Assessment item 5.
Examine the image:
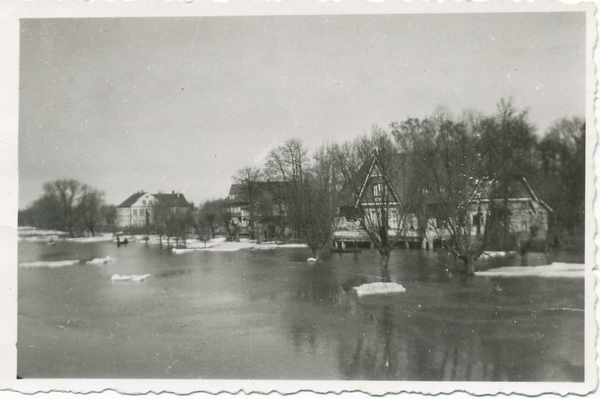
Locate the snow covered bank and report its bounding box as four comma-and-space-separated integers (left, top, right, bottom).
253, 243, 308, 250
354, 282, 406, 296
85, 256, 116, 265
18, 228, 67, 237
476, 263, 585, 278
67, 234, 115, 243
20, 235, 62, 242
172, 240, 308, 254
19, 260, 80, 268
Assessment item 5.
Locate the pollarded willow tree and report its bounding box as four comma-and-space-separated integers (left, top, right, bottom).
395, 108, 495, 275
264, 138, 335, 260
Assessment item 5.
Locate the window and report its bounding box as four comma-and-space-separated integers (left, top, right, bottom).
133, 209, 137, 216
147, 210, 151, 216
149, 200, 153, 205
143, 200, 146, 205
373, 182, 384, 201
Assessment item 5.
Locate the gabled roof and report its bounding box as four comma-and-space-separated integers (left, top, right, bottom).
229, 184, 243, 196
355, 155, 401, 207
153, 193, 190, 207
117, 192, 190, 208
117, 192, 145, 208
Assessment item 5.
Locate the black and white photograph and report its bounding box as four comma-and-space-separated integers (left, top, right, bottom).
1, 0, 597, 396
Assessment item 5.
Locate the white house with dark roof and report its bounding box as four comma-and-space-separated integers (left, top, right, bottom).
116, 191, 191, 228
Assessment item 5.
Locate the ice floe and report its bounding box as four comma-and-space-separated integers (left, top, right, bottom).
479, 251, 518, 259
307, 257, 318, 262
19, 260, 80, 268
110, 274, 151, 281
85, 256, 116, 265
476, 263, 585, 278
353, 282, 406, 296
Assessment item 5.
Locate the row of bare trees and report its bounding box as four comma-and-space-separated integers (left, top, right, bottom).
217, 98, 584, 274
18, 179, 116, 237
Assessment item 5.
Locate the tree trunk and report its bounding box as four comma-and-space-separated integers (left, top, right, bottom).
465, 256, 476, 276
312, 247, 320, 261
379, 251, 391, 268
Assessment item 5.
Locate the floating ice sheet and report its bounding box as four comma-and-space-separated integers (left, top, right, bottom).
19, 260, 80, 268
85, 256, 116, 265
353, 282, 406, 296
110, 274, 151, 281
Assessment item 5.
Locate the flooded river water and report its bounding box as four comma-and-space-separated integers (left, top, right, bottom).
18, 238, 584, 381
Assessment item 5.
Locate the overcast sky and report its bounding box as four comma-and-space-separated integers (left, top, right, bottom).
18, 12, 585, 209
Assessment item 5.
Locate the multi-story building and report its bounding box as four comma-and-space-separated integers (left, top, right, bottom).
116, 191, 191, 228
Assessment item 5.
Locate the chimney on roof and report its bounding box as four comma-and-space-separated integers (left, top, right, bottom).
172, 190, 175, 194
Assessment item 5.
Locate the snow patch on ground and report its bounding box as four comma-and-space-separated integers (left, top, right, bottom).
19, 260, 80, 268
354, 282, 406, 296
85, 256, 116, 265
476, 263, 585, 278
111, 274, 151, 281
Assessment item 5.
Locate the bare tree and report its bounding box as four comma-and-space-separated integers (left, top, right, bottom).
78, 187, 105, 236
195, 200, 219, 247
232, 167, 263, 240
297, 146, 337, 260
410, 108, 494, 275
264, 138, 308, 236
42, 179, 88, 237
215, 199, 240, 241
538, 116, 585, 238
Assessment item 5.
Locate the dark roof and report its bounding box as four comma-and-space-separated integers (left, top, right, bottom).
153, 193, 191, 207
229, 184, 243, 196
117, 192, 190, 208
338, 154, 552, 212
117, 192, 145, 208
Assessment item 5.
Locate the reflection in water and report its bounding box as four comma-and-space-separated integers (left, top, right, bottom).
18, 240, 584, 380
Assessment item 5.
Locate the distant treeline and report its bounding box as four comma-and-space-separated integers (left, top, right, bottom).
18, 179, 117, 238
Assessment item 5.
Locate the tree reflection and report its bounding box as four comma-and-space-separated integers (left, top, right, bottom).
281, 253, 583, 382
